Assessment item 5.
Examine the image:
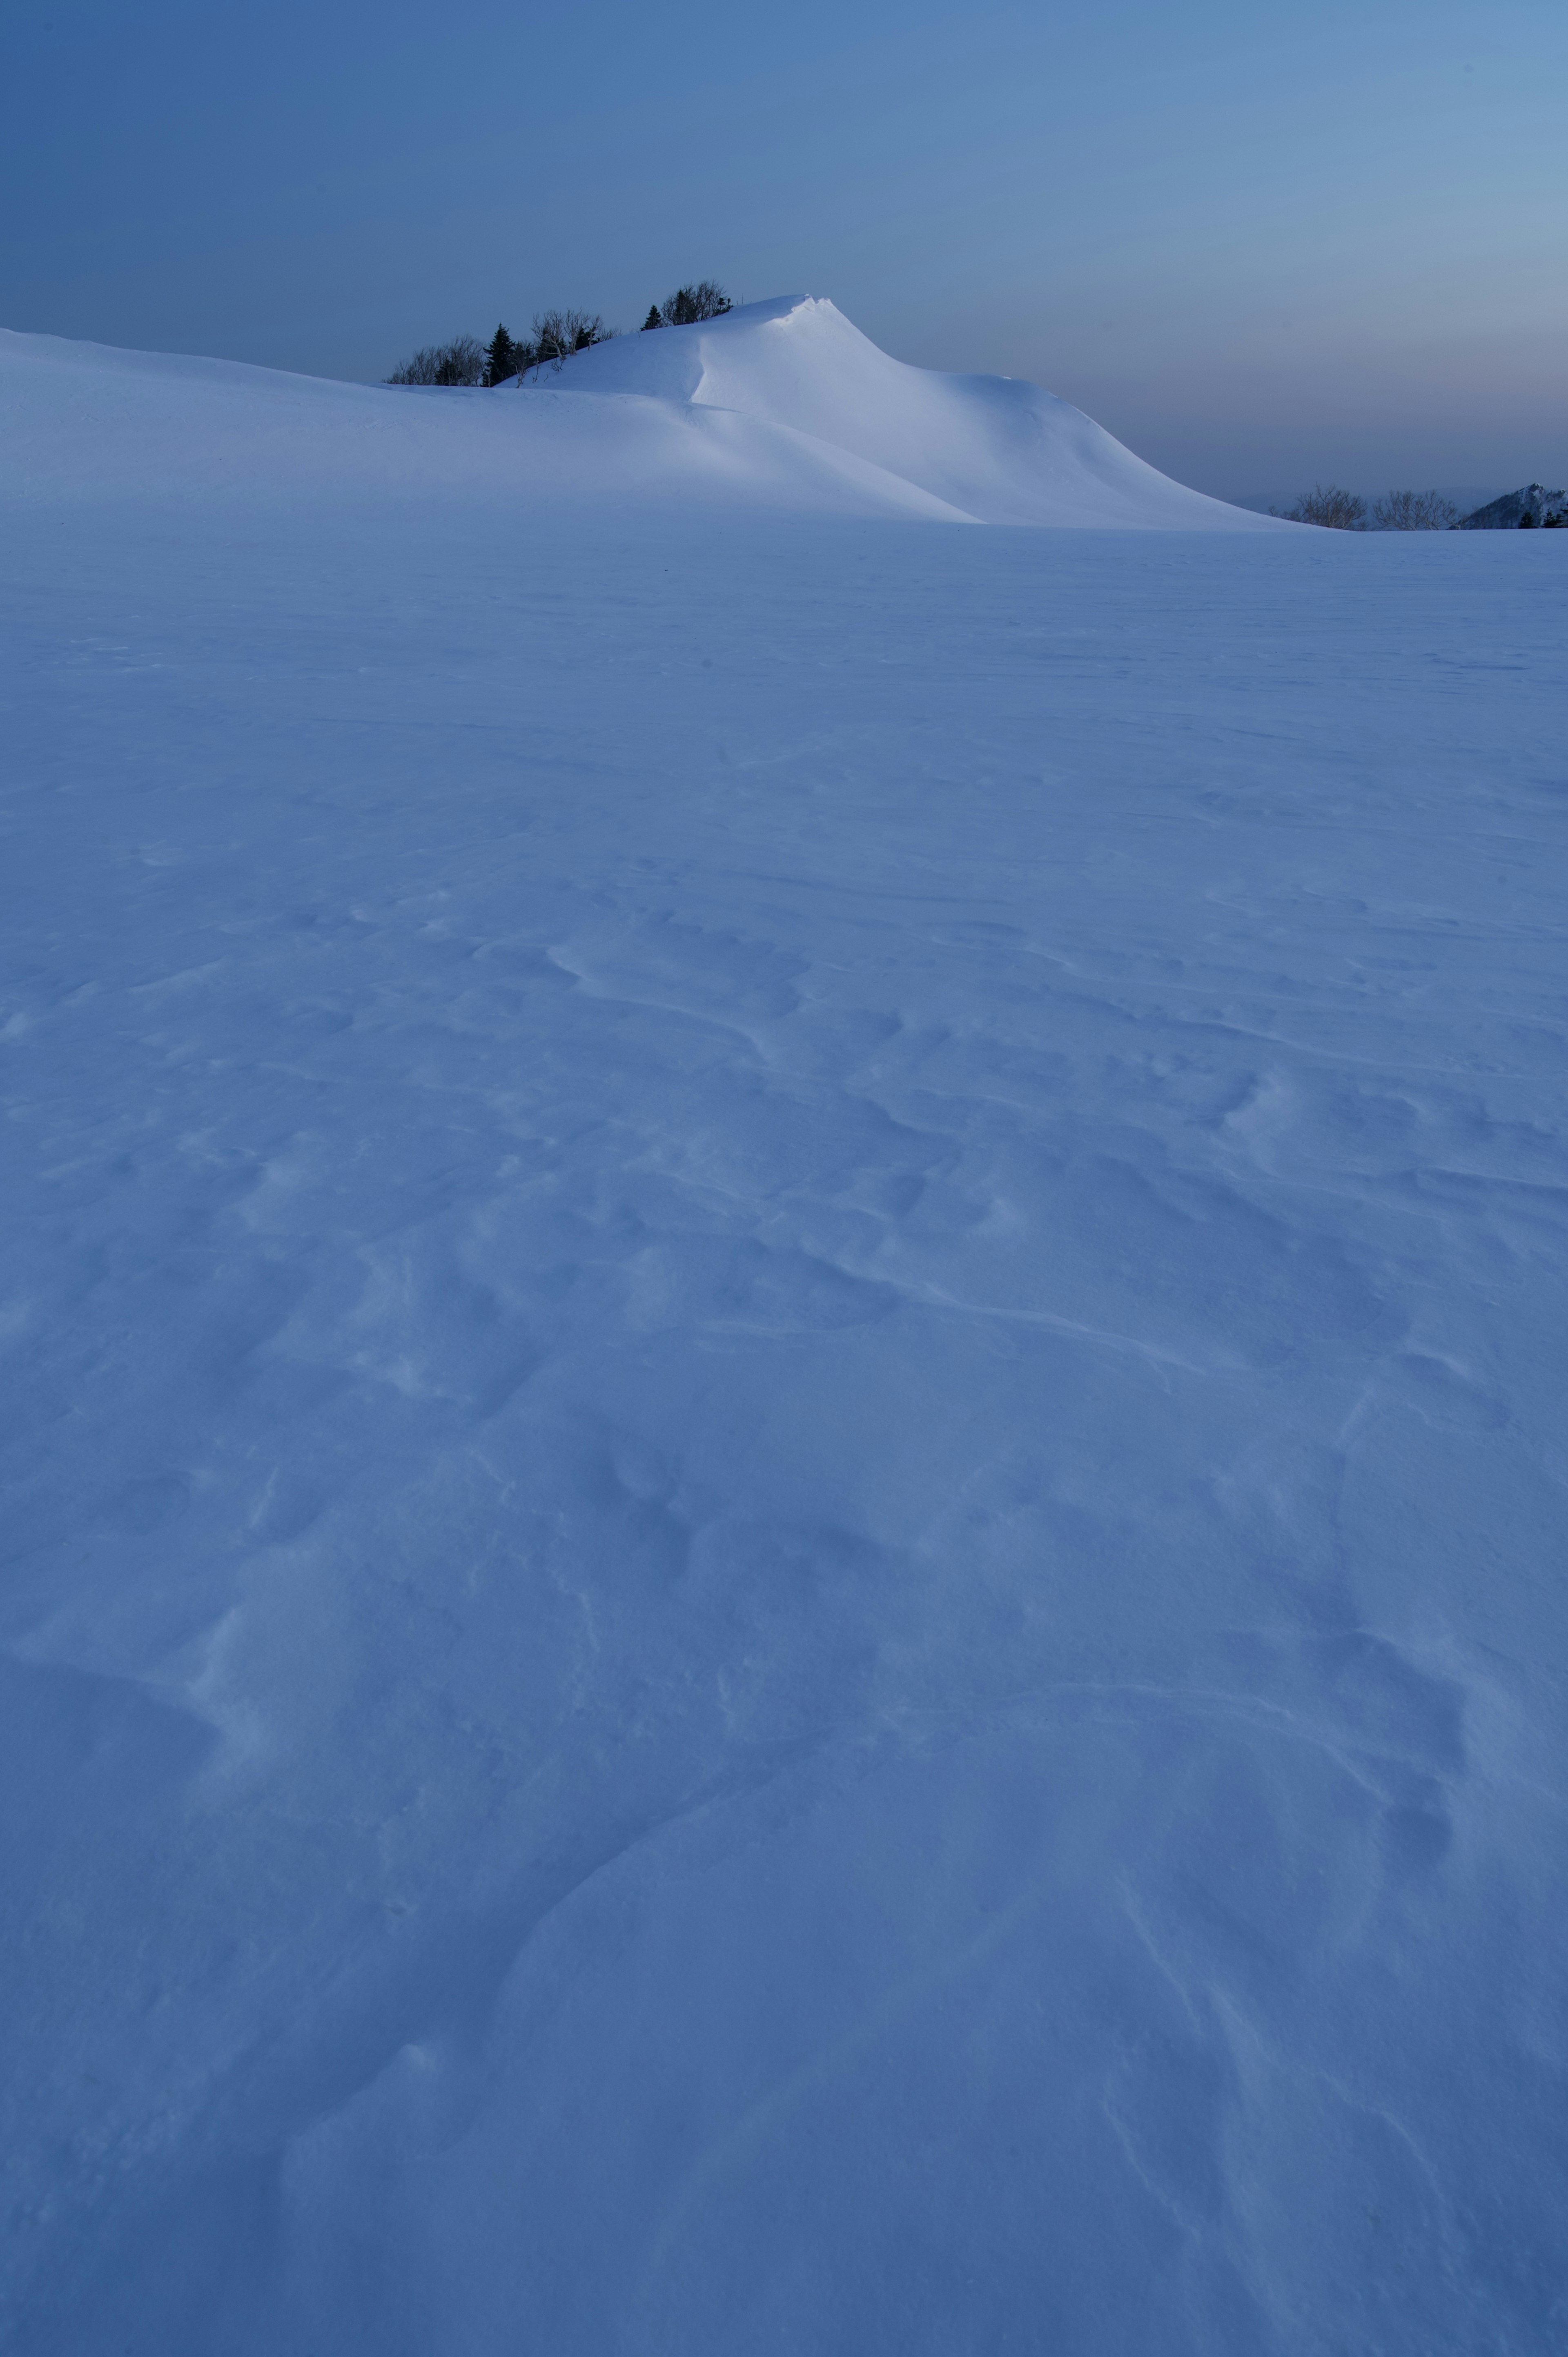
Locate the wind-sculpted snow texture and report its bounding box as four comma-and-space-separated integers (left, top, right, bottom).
1, 321, 1566, 2357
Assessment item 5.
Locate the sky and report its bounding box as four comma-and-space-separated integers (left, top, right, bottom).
2, 0, 1564, 500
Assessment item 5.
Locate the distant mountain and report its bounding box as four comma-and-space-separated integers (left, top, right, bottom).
1454, 483, 1567, 529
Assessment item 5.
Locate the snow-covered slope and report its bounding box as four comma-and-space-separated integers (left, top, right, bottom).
0, 323, 969, 521
0, 300, 1275, 530
1455, 481, 1567, 529
533, 294, 1273, 528
2, 314, 1565, 2356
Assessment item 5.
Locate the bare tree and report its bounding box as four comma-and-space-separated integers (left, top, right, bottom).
652, 282, 733, 327
386, 335, 486, 386
526, 310, 614, 374
1274, 484, 1366, 528
1372, 488, 1460, 531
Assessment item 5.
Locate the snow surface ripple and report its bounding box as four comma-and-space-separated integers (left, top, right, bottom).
0, 319, 1565, 2355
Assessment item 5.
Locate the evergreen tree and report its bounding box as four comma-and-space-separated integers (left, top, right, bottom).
483, 324, 520, 387
641, 305, 664, 331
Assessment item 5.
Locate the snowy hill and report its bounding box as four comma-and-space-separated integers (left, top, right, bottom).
0, 299, 1274, 529
0, 320, 963, 521
1, 303, 1566, 2356
524, 294, 1274, 528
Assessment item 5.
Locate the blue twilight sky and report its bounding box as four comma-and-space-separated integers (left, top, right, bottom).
2, 0, 1563, 499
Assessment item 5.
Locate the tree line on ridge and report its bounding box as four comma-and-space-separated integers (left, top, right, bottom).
387, 283, 733, 388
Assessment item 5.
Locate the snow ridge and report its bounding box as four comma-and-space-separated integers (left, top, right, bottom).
0, 298, 1278, 529
528, 294, 1278, 529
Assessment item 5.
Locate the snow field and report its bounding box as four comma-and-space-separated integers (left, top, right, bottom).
0, 319, 1565, 2353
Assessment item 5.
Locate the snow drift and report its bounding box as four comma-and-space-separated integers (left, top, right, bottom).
0, 297, 1276, 529
0, 321, 963, 522
530, 293, 1275, 528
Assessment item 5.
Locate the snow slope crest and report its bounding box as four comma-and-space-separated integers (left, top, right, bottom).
0, 298, 1278, 528
530, 294, 1278, 530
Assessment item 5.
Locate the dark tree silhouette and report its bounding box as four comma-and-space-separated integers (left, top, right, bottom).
526, 310, 614, 372
1274, 484, 1366, 529
390, 284, 733, 387
483, 325, 523, 386
1371, 489, 1459, 531
386, 335, 486, 386
655, 282, 732, 326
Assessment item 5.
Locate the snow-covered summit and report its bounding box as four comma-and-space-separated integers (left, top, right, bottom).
530, 294, 1275, 530
1455, 481, 1567, 529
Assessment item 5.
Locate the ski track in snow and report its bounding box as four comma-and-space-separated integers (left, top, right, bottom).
2, 321, 1568, 2353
